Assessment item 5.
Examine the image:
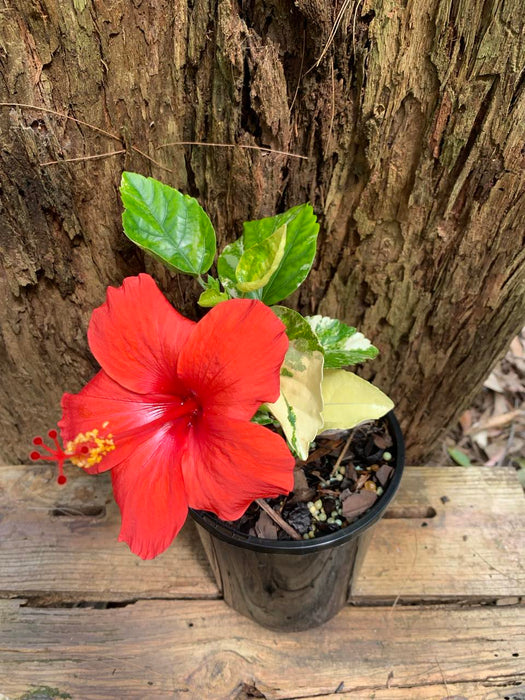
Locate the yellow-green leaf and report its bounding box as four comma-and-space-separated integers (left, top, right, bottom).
267, 343, 324, 460
198, 288, 229, 307
320, 369, 394, 432
235, 224, 287, 292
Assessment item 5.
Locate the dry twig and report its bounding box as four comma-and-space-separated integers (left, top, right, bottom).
255, 498, 302, 540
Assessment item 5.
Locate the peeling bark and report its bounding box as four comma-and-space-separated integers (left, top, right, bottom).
0, 0, 523, 461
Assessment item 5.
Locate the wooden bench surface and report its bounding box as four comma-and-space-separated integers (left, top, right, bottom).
1, 464, 524, 699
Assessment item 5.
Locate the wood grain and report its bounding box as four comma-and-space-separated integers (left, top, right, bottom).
0, 465, 523, 603
1, 0, 524, 465
352, 464, 525, 600
0, 598, 523, 699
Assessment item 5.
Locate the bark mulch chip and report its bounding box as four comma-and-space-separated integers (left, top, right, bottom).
225, 418, 397, 541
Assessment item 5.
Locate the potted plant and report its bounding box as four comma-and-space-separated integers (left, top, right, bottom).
30, 173, 404, 631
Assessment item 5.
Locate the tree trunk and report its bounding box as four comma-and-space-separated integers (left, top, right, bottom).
0, 0, 523, 462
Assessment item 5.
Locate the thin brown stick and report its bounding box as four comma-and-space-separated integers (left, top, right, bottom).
255, 498, 302, 540
1, 102, 173, 172
330, 429, 355, 477
157, 140, 308, 161
129, 145, 173, 173
352, 0, 366, 61
304, 0, 352, 75
327, 56, 336, 152
289, 29, 306, 114
0, 102, 122, 142
40, 149, 126, 166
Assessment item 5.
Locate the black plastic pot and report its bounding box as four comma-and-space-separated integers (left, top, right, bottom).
191, 411, 405, 631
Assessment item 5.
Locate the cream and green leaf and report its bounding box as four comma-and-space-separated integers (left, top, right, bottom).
306, 315, 378, 368
320, 369, 394, 431
267, 343, 324, 460
242, 204, 319, 305
217, 238, 244, 297
267, 306, 324, 459
235, 224, 287, 292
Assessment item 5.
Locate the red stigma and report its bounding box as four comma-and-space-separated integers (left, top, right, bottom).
30, 427, 69, 486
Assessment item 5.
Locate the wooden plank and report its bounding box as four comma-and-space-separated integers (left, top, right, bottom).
353, 465, 525, 600
0, 464, 217, 602
0, 598, 523, 699
0, 464, 523, 602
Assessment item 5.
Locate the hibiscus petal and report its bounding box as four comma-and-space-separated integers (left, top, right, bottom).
111, 423, 188, 559
182, 414, 295, 521
88, 274, 195, 395
59, 370, 179, 473
178, 299, 288, 420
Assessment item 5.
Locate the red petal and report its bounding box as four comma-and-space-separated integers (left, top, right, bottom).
111, 423, 188, 559
59, 370, 180, 473
88, 274, 195, 395
178, 299, 288, 420
182, 413, 295, 521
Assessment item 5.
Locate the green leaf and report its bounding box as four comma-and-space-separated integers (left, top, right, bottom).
198, 288, 229, 307
272, 306, 323, 354
217, 238, 244, 297
320, 369, 394, 432
120, 172, 216, 275
447, 447, 472, 467
235, 224, 287, 292
242, 203, 319, 305
306, 315, 379, 368
205, 275, 221, 292
251, 407, 277, 426
267, 343, 324, 460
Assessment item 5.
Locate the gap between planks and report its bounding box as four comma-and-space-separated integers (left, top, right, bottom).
0, 465, 524, 603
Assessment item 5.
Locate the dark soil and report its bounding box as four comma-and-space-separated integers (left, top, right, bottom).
225, 418, 397, 540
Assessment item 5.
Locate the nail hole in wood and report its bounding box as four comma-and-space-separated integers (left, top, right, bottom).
50, 505, 106, 518
384, 506, 437, 519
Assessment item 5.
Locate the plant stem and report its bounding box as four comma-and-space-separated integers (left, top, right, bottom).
196, 274, 207, 289
255, 498, 302, 540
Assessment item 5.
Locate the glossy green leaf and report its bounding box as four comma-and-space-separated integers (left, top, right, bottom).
447, 447, 472, 467
272, 306, 323, 354
242, 203, 319, 305
198, 288, 229, 307
320, 369, 394, 432
306, 315, 379, 368
217, 238, 244, 297
236, 224, 287, 292
267, 343, 324, 460
120, 172, 216, 275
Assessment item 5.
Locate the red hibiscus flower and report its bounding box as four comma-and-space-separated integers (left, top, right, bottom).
32, 274, 294, 559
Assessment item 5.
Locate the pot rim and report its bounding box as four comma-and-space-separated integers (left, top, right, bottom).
190, 410, 405, 554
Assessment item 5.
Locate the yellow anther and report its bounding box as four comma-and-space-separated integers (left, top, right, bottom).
66, 428, 116, 469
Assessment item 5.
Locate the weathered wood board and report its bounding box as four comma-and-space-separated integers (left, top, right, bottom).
0, 465, 523, 602
0, 598, 523, 699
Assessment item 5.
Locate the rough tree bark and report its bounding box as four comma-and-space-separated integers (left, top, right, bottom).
0, 0, 523, 462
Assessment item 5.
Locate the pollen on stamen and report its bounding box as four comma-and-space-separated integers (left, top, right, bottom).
29, 424, 116, 484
